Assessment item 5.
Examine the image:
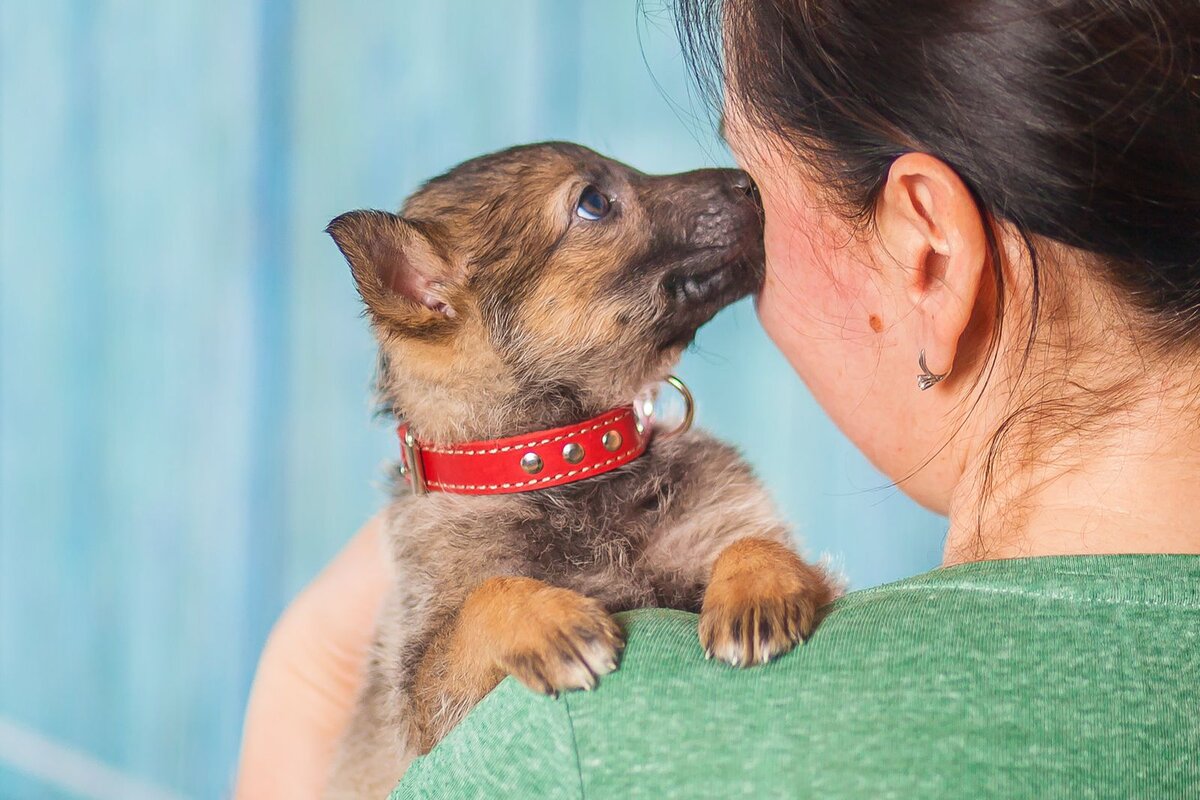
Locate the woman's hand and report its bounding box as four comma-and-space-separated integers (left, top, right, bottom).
234, 514, 391, 799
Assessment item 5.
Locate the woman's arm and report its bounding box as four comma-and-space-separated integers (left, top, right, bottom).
234, 515, 390, 799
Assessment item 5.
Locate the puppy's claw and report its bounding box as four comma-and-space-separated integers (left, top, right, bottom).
698, 538, 833, 668
701, 592, 813, 667
500, 589, 623, 695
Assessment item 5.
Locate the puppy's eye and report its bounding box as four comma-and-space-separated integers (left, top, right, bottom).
575, 186, 611, 221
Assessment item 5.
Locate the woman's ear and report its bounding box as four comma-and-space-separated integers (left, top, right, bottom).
874, 153, 989, 382
326, 210, 463, 327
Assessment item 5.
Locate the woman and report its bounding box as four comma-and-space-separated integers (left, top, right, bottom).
236, 0, 1200, 796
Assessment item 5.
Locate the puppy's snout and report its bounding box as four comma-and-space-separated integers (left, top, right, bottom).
730, 170, 753, 196
715, 170, 762, 226
664, 169, 763, 250
732, 171, 762, 211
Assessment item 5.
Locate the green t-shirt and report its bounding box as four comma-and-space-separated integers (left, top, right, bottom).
392, 555, 1200, 799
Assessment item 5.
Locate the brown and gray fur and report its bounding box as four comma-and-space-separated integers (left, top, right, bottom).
322, 142, 837, 798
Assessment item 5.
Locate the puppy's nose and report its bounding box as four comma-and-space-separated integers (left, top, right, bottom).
731, 170, 762, 209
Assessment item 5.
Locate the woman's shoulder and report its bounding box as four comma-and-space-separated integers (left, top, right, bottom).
394, 555, 1200, 799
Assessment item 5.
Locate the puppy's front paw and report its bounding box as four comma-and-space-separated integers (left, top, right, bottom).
498, 586, 623, 696
699, 537, 834, 667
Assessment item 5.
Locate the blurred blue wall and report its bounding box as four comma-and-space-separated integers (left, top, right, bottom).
0, 2, 945, 797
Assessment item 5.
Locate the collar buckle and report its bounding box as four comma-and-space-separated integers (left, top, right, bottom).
400, 427, 428, 495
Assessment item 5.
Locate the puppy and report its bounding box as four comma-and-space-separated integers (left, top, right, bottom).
323, 142, 837, 798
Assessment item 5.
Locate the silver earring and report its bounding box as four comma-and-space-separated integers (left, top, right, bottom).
917, 349, 950, 391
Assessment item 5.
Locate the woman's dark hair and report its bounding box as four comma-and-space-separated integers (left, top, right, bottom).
674, 0, 1200, 341
673, 0, 1199, 536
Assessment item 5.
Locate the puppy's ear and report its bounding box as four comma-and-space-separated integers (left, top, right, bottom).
326, 210, 462, 326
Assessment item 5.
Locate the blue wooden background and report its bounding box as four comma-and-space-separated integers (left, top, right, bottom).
0, 2, 945, 797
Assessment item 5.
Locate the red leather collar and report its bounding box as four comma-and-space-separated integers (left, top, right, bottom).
397, 406, 651, 496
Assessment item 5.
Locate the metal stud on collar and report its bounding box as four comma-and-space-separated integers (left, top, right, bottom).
520, 452, 544, 474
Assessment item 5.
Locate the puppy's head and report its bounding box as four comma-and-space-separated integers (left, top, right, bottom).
328, 142, 763, 440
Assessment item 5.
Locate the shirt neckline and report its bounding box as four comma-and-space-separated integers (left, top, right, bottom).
839, 553, 1200, 610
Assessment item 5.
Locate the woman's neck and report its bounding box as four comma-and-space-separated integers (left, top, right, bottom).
943, 379, 1200, 565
